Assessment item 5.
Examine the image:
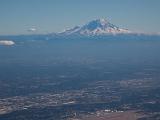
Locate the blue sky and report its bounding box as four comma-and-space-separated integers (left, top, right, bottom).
0, 0, 160, 35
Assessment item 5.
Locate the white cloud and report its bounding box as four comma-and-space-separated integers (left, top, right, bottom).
0, 40, 15, 46
27, 27, 37, 32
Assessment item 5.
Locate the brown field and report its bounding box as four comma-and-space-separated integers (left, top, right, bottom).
78, 111, 143, 120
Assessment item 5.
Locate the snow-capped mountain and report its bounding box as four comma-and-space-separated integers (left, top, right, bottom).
60, 19, 131, 36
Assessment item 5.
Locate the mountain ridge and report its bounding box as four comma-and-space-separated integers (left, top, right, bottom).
60, 18, 131, 36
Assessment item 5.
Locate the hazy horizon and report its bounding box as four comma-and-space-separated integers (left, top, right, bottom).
0, 0, 160, 35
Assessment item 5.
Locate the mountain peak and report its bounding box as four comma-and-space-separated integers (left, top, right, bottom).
60, 18, 131, 36
92, 18, 109, 24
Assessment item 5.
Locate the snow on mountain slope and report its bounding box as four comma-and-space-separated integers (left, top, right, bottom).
60, 19, 131, 35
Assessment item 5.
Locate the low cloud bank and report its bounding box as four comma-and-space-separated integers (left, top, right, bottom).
0, 40, 15, 46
